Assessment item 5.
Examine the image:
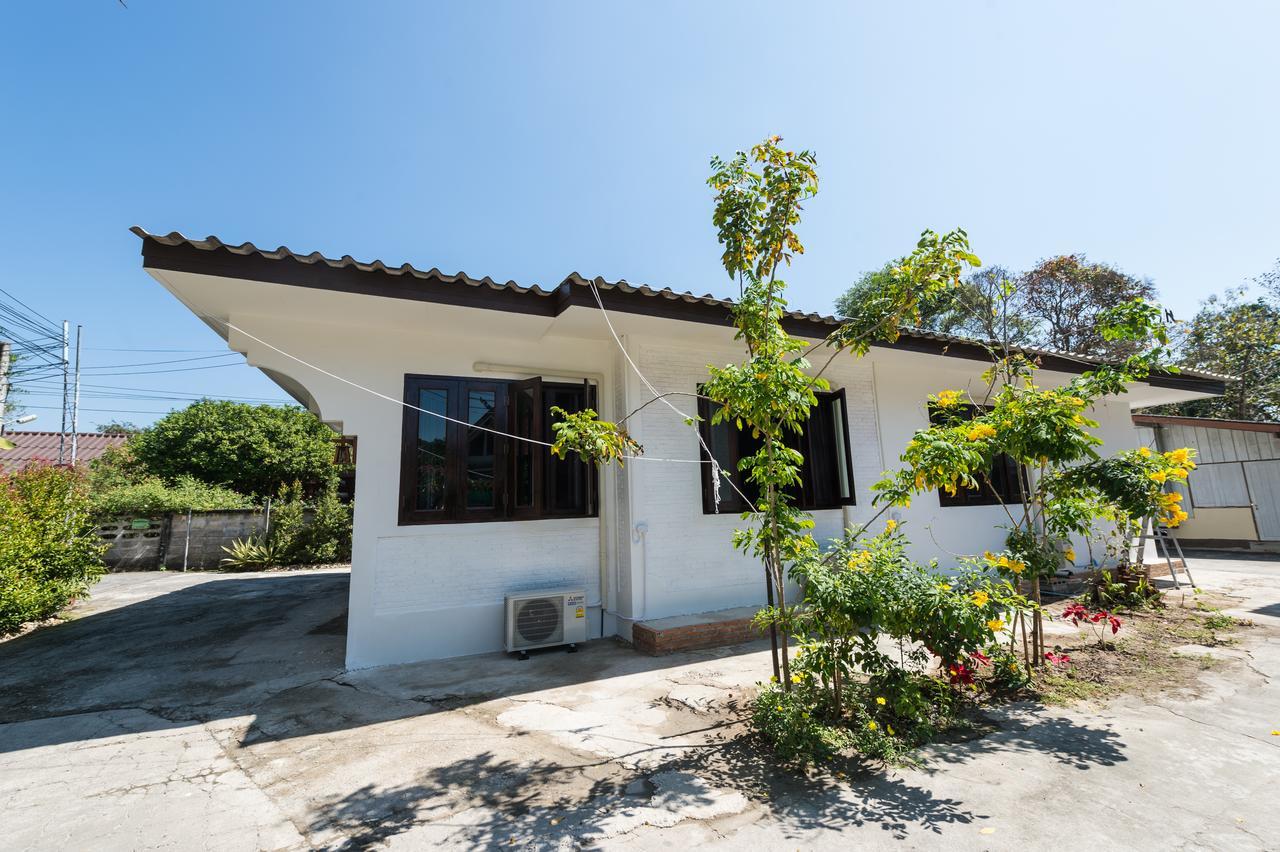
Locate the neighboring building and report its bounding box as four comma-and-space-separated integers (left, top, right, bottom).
134, 228, 1227, 669
0, 431, 127, 474
1134, 414, 1280, 552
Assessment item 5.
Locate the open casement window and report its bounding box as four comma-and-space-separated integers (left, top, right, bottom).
928, 403, 1027, 507
697, 388, 856, 514
399, 375, 596, 524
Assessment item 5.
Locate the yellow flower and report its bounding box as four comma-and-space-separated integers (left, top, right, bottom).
1167, 447, 1192, 466
1009, 560, 1026, 575
1064, 548, 1076, 562
867, 721, 877, 731
885, 519, 897, 533
972, 590, 990, 607
1272, 730, 1280, 736
935, 390, 962, 408
1009, 661, 1020, 672
791, 674, 802, 684
987, 618, 1006, 632
1170, 468, 1188, 479
875, 696, 886, 706
1138, 446, 1152, 457
1149, 470, 1168, 484
770, 676, 778, 683
1072, 414, 1085, 425
966, 423, 997, 441
886, 724, 895, 736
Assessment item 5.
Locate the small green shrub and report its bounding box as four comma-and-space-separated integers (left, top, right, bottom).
0, 463, 106, 634
752, 681, 852, 764
90, 474, 253, 517
219, 537, 286, 571
265, 480, 352, 565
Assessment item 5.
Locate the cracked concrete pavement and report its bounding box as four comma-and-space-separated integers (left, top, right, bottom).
1, 556, 1278, 850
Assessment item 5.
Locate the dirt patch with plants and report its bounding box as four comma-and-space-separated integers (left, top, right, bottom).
1029, 588, 1258, 707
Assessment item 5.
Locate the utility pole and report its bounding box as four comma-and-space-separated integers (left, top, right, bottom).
58, 320, 70, 464
70, 325, 83, 464
0, 340, 11, 436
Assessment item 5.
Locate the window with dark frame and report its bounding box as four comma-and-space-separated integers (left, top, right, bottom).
399, 375, 597, 524
927, 403, 1026, 507
696, 389, 856, 514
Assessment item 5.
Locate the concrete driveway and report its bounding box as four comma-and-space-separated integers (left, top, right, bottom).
2, 558, 1279, 851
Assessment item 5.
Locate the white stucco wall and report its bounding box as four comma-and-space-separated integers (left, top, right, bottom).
227, 310, 614, 668
153, 267, 1189, 668
865, 350, 1141, 569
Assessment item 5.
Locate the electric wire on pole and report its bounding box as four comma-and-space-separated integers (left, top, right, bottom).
58, 321, 69, 464
71, 324, 83, 464
0, 339, 11, 434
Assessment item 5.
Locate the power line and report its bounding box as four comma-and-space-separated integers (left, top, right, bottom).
0, 287, 59, 331
78, 352, 243, 370
82, 347, 228, 353
74, 362, 250, 378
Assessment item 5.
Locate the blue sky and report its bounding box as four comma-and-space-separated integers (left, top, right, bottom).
2, 1, 1277, 428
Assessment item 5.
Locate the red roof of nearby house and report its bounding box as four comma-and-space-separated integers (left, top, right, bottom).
0, 431, 127, 473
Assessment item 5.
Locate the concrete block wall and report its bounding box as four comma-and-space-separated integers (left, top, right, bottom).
98, 510, 270, 571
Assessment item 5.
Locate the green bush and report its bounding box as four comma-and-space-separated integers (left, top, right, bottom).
129, 400, 339, 497
265, 480, 352, 566
0, 463, 106, 634
89, 474, 254, 517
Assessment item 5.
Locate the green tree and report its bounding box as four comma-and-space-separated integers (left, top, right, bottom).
1163, 288, 1280, 420
554, 136, 979, 686
129, 400, 338, 497
1018, 254, 1157, 356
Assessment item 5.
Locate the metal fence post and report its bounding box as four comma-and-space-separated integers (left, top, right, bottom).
182, 508, 193, 572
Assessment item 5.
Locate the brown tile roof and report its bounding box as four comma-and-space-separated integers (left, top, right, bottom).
132, 227, 1230, 394
0, 431, 126, 473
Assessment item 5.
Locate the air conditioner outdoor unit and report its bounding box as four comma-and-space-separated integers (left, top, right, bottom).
505, 589, 588, 656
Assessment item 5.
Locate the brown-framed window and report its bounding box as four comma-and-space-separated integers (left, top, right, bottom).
928, 403, 1026, 507
399, 375, 597, 524
697, 389, 856, 514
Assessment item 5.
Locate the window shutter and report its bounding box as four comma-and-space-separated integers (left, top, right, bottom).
508, 377, 544, 520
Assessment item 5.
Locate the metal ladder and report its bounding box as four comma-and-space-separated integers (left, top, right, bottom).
1134, 515, 1195, 589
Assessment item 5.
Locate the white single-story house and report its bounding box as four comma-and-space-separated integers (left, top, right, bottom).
133, 228, 1226, 669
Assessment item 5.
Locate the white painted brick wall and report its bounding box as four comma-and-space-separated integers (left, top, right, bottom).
372, 519, 599, 614
626, 341, 884, 619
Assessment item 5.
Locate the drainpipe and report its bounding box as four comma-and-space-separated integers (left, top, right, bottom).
472, 362, 611, 621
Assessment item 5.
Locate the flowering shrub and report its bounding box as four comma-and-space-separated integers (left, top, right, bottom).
1, 463, 106, 634
1061, 603, 1123, 646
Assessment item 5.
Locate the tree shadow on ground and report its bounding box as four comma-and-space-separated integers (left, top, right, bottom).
305, 697, 1128, 850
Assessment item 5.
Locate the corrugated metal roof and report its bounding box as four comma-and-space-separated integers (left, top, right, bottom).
132, 227, 1231, 383
0, 432, 127, 473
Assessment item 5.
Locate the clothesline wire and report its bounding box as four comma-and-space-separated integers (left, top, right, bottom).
206, 316, 714, 466
585, 280, 756, 512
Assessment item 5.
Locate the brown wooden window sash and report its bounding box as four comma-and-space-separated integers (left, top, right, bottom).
927, 402, 1027, 507
697, 388, 857, 514
399, 374, 597, 525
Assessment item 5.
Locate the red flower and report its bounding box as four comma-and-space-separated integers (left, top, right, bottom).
971, 651, 991, 666
1044, 651, 1071, 667
945, 661, 975, 686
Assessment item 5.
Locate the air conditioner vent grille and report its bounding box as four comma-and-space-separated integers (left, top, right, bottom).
515, 597, 563, 646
